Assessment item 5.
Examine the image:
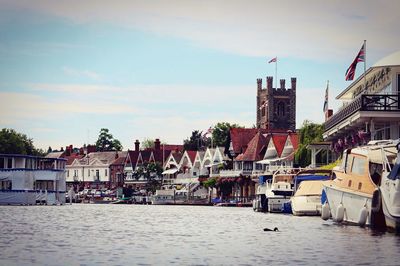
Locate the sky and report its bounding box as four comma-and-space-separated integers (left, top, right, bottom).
0, 0, 399, 151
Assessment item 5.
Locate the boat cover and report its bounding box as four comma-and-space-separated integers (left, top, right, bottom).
294, 181, 324, 197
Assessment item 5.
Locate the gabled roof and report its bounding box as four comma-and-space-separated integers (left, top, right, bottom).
271, 134, 288, 157
110, 155, 126, 166
163, 144, 184, 152
172, 152, 183, 164
236, 132, 269, 161
140, 150, 152, 162
186, 150, 197, 163
64, 153, 84, 165
152, 149, 172, 165
230, 128, 260, 155
126, 151, 140, 167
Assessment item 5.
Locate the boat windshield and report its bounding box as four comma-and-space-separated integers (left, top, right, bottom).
388, 153, 400, 180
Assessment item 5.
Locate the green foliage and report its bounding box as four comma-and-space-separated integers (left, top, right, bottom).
95, 128, 123, 151
141, 138, 155, 149
0, 128, 44, 156
133, 162, 163, 192
184, 130, 204, 150
203, 177, 217, 188
295, 120, 324, 167
319, 159, 341, 170
211, 122, 243, 147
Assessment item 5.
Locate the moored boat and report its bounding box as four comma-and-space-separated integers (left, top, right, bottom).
378, 140, 400, 232
291, 169, 331, 216
321, 140, 398, 227
0, 154, 66, 205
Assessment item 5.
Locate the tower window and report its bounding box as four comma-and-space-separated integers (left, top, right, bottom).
278, 102, 285, 116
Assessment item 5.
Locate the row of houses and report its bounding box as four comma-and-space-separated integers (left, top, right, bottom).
47, 129, 298, 199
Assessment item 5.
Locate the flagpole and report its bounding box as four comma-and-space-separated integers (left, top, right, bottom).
275, 57, 278, 89
363, 40, 367, 92
327, 80, 329, 110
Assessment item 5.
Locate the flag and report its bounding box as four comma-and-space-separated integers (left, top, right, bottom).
345, 43, 365, 81
268, 57, 277, 63
323, 82, 329, 112
202, 127, 213, 137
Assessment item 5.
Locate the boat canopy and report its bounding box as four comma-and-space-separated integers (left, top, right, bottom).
294, 180, 325, 197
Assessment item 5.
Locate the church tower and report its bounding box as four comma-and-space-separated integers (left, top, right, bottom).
256, 76, 296, 131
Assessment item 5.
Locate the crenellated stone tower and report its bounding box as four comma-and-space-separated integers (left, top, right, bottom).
256, 76, 296, 131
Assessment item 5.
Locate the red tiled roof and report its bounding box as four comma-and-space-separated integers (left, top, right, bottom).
153, 149, 172, 164
271, 134, 288, 157
110, 155, 126, 166
186, 150, 197, 164
163, 144, 184, 152
64, 153, 84, 165
127, 151, 140, 166
140, 150, 152, 162
236, 132, 269, 161
230, 128, 260, 155
288, 132, 299, 150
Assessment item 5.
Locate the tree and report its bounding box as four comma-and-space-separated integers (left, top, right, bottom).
141, 138, 155, 149
183, 130, 205, 151
95, 128, 123, 151
133, 162, 163, 193
295, 120, 325, 167
211, 122, 242, 147
0, 128, 44, 156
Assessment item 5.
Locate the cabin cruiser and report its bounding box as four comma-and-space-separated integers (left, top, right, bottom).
151, 181, 208, 205
321, 140, 398, 227
378, 140, 400, 232
0, 154, 66, 205
264, 168, 301, 213
291, 169, 331, 216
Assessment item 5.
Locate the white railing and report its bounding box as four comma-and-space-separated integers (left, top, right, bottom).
218, 170, 242, 177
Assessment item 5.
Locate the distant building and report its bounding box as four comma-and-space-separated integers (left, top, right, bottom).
256, 76, 296, 131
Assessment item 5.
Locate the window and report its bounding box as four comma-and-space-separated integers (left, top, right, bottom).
74, 170, 78, 177
0, 158, 4, 169
105, 169, 107, 176
351, 156, 366, 175
96, 170, 100, 181
7, 158, 12, 169
67, 170, 69, 177
277, 102, 285, 116
0, 180, 11, 190
88, 169, 90, 177
345, 155, 353, 173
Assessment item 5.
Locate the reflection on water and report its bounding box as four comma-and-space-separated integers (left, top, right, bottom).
0, 204, 399, 265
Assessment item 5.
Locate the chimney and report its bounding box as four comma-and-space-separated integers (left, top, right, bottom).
135, 140, 140, 151
280, 79, 285, 89
267, 76, 273, 90
115, 151, 119, 159
291, 77, 297, 90
154, 139, 161, 150
257, 78, 262, 90
79, 147, 84, 155
65, 145, 71, 156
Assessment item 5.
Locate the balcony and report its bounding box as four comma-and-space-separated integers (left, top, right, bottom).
325, 94, 400, 131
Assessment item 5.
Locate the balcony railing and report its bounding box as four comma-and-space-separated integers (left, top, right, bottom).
325, 94, 400, 131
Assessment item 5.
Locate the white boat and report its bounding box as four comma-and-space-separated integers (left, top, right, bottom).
253, 174, 272, 212
151, 181, 208, 205
291, 169, 331, 216
265, 169, 299, 213
377, 140, 400, 232
321, 140, 397, 227
292, 181, 326, 216
0, 154, 66, 205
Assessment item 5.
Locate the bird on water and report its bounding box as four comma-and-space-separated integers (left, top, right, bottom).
263, 227, 279, 231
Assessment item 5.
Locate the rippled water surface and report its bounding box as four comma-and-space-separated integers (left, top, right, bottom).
0, 204, 399, 265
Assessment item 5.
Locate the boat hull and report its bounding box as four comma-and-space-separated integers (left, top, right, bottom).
268, 196, 291, 213
323, 184, 372, 225
291, 195, 322, 216
380, 179, 400, 232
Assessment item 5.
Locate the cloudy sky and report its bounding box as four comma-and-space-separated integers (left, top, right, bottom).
0, 0, 399, 150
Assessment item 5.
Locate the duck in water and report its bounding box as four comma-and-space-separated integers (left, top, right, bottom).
263, 227, 279, 232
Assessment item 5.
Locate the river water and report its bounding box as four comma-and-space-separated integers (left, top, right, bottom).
0, 204, 399, 265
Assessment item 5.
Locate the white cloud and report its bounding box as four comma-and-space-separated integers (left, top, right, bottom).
62, 67, 102, 81
2, 1, 399, 61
